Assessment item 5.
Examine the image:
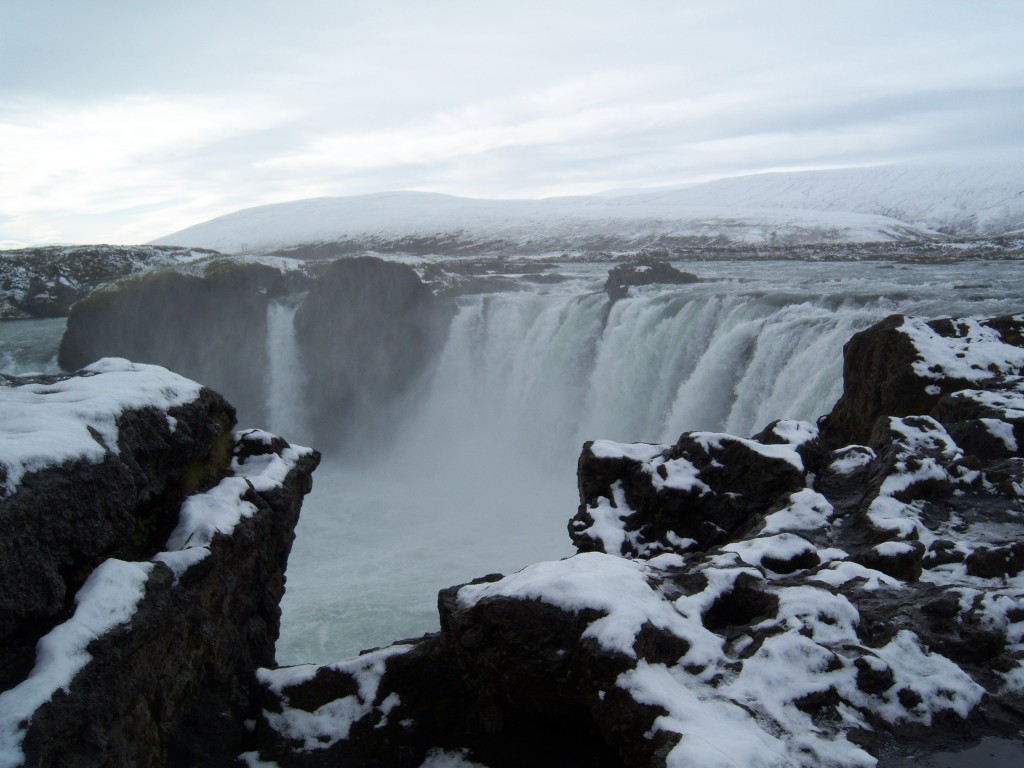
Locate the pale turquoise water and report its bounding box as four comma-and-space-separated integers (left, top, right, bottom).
0, 317, 64, 375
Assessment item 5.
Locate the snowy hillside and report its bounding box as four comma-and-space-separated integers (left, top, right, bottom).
152, 164, 1024, 256
0, 244, 217, 319
610, 164, 1024, 237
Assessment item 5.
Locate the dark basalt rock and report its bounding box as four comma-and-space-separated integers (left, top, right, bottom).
604, 259, 698, 301
571, 429, 807, 557
252, 577, 675, 768
965, 543, 1024, 578
293, 256, 455, 452
0, 379, 236, 690
820, 313, 1024, 448
856, 541, 926, 582
57, 255, 456, 453
59, 260, 308, 426
0, 367, 320, 768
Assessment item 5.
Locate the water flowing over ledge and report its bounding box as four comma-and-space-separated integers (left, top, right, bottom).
253, 309, 1024, 768
277, 258, 1024, 663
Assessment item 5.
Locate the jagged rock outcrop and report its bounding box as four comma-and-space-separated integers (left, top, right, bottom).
293, 257, 455, 452
0, 360, 320, 768
0, 362, 236, 689
571, 422, 814, 557
58, 258, 312, 427
604, 259, 699, 301
819, 313, 1024, 448
0, 245, 220, 319
245, 311, 1023, 768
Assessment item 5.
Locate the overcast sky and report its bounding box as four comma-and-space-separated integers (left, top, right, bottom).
2, 0, 1023, 247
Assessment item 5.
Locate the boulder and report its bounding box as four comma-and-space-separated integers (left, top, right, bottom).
571, 426, 809, 557
604, 259, 698, 301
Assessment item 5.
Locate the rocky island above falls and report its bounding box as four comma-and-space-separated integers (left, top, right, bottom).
1, 309, 1022, 768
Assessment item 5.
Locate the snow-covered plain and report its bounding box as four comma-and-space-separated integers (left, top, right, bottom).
152, 163, 1024, 255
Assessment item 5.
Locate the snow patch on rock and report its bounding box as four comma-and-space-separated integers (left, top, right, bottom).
0, 358, 203, 495
0, 559, 153, 768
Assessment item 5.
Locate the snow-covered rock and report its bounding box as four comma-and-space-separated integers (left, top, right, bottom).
604, 258, 699, 302
244, 311, 1023, 768
0, 244, 219, 319
821, 312, 1024, 448
0, 363, 320, 767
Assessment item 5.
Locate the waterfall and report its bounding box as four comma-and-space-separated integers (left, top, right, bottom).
265, 296, 310, 442
395, 290, 880, 463
278, 259, 1024, 664
278, 289, 882, 662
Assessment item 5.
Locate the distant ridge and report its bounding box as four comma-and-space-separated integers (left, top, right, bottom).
152, 164, 1024, 256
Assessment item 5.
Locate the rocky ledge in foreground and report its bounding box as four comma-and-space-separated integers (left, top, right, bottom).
247, 312, 1023, 768
0, 359, 320, 767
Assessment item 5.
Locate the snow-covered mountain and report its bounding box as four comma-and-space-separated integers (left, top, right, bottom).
152, 164, 1024, 256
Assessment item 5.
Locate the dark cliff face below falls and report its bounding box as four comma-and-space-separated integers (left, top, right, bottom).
247, 312, 1024, 768
57, 255, 456, 454
0, 360, 320, 768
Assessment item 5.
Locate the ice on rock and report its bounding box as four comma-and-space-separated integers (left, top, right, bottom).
589, 439, 668, 462
810, 561, 902, 590
723, 533, 818, 571
458, 552, 695, 658
155, 430, 316, 580
691, 431, 805, 472
761, 489, 835, 534
645, 456, 710, 494
829, 446, 876, 475
580, 482, 632, 555
980, 417, 1019, 451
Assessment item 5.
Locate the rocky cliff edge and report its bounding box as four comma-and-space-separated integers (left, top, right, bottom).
0, 359, 320, 767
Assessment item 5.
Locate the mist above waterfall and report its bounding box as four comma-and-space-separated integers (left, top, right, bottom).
275, 257, 1024, 662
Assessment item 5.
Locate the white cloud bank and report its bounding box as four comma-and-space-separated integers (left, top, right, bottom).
2, 0, 1023, 246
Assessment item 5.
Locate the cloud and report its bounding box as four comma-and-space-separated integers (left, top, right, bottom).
2, 0, 1024, 244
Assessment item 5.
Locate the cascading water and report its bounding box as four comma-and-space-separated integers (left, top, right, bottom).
0, 318, 65, 376
271, 259, 1024, 664
264, 295, 311, 443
